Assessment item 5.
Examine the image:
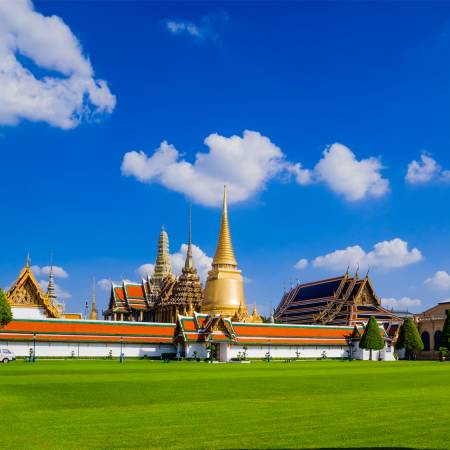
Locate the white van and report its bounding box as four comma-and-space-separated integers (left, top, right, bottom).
0, 348, 16, 363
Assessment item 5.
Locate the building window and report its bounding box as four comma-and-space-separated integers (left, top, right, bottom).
421, 331, 430, 351
434, 330, 442, 351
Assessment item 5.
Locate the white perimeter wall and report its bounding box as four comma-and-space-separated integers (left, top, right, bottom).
1, 340, 177, 358
1, 339, 394, 361
227, 344, 349, 361
352, 342, 395, 361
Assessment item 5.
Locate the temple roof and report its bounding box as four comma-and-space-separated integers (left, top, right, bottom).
176, 313, 354, 345
275, 272, 401, 331
290, 276, 345, 302
7, 263, 61, 318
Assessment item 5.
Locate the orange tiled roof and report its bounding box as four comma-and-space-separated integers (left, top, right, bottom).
1, 319, 175, 344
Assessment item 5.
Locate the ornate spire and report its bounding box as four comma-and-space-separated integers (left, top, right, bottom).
171, 207, 203, 311
89, 277, 98, 320
47, 264, 57, 306
250, 302, 263, 323
152, 225, 172, 287
212, 186, 237, 267
184, 206, 194, 270
26, 253, 31, 268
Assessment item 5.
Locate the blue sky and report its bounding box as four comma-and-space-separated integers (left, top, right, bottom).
1, 0, 450, 315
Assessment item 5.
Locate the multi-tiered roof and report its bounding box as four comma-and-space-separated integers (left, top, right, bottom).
105, 216, 203, 322
274, 271, 401, 337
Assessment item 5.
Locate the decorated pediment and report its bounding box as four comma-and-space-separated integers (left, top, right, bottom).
211, 317, 230, 334
7, 265, 61, 318
354, 278, 380, 306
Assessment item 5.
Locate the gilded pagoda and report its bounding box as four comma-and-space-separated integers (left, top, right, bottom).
104, 215, 203, 323
104, 187, 262, 324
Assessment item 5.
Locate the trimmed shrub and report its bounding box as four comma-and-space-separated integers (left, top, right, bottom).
360, 316, 384, 360
395, 318, 423, 360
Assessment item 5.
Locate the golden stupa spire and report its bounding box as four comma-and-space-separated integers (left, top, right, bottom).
89, 277, 98, 320
184, 205, 194, 270
212, 186, 237, 267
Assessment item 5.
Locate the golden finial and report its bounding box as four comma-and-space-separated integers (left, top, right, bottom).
212, 185, 237, 267
184, 205, 194, 270
89, 277, 98, 320
25, 253, 31, 268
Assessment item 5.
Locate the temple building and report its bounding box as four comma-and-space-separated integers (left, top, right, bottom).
6, 258, 82, 320
103, 216, 203, 323
103, 187, 262, 324
274, 271, 402, 338
1, 189, 396, 361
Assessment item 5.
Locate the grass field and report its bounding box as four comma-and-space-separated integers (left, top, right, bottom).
1, 360, 449, 449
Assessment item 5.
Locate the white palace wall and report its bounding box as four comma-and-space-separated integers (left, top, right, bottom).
226, 344, 350, 360
1, 340, 176, 359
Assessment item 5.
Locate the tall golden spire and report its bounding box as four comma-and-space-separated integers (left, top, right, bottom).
212, 186, 237, 267
202, 186, 246, 318
89, 277, 98, 320
185, 205, 194, 270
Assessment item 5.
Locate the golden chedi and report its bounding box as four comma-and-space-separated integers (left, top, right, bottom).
202, 186, 247, 317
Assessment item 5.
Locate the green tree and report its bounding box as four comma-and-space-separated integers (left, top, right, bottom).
359, 316, 384, 360
395, 318, 423, 360
440, 309, 450, 351
0, 288, 12, 327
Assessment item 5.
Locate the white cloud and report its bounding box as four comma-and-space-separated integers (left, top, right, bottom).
381, 297, 422, 311
312, 238, 422, 271
425, 270, 450, 291
164, 13, 228, 41
314, 143, 389, 201
122, 130, 301, 207
38, 279, 71, 300
294, 258, 308, 270
136, 264, 155, 279
97, 278, 112, 291
31, 265, 68, 279
171, 244, 212, 283
0, 0, 115, 129
166, 20, 204, 39
122, 135, 389, 206
406, 153, 441, 184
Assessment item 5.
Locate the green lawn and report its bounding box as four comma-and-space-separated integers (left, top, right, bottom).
0, 360, 449, 449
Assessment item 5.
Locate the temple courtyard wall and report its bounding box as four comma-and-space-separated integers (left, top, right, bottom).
2, 340, 175, 359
